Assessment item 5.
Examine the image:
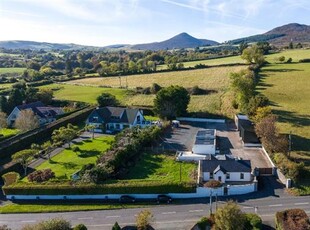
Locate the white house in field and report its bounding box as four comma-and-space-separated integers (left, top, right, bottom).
198, 156, 252, 183
7, 101, 64, 127
86, 106, 151, 133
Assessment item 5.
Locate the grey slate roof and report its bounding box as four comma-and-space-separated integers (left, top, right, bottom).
16, 101, 63, 119
201, 158, 251, 173
88, 107, 141, 124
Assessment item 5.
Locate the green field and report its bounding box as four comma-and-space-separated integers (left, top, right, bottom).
36, 135, 114, 179
258, 49, 310, 187
0, 67, 26, 74
158, 55, 245, 70
124, 153, 196, 183
0, 83, 13, 89
40, 84, 128, 105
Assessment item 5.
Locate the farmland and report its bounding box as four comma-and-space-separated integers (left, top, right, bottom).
258, 49, 310, 186
158, 55, 245, 70
0, 67, 26, 74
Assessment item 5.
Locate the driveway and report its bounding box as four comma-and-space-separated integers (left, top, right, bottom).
161, 120, 272, 169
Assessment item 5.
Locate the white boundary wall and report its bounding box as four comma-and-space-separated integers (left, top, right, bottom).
176, 117, 225, 123
261, 147, 291, 188
6, 183, 256, 200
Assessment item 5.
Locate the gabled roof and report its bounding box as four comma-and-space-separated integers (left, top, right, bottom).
15, 101, 63, 119
214, 165, 227, 174
89, 107, 141, 124
201, 158, 251, 173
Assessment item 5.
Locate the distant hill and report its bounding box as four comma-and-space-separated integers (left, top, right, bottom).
228, 23, 310, 45
131, 32, 219, 50
0, 40, 96, 50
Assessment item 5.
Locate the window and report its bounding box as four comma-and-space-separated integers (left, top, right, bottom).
115, 124, 120, 130
240, 173, 244, 179
137, 115, 141, 123
210, 172, 213, 179
226, 173, 230, 180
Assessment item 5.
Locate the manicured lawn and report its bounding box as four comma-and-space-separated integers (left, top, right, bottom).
36, 135, 114, 179
124, 153, 197, 183
0, 67, 26, 74
0, 128, 19, 137
0, 203, 144, 214
40, 84, 128, 105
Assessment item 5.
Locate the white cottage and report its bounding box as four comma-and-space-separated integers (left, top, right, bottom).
199, 157, 252, 183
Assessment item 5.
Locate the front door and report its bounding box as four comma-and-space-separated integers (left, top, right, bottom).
218, 176, 222, 182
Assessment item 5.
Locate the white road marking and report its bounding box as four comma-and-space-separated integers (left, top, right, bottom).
106, 215, 120, 218
162, 211, 176, 214
189, 209, 204, 212
269, 204, 283, 207
294, 202, 309, 205
78, 217, 93, 220
21, 220, 36, 223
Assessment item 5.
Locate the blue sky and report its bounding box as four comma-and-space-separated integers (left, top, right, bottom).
0, 0, 309, 46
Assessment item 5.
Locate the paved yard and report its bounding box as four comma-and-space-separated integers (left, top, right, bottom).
162, 120, 272, 169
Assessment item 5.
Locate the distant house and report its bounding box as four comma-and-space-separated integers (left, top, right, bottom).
199, 156, 252, 183
86, 106, 151, 133
192, 129, 217, 155
7, 101, 64, 126
235, 114, 261, 147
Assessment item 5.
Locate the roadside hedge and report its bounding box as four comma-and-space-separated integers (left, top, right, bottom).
2, 181, 196, 195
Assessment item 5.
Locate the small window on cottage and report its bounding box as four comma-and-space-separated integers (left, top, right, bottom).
240, 173, 244, 179
210, 172, 213, 179
226, 173, 230, 179
137, 115, 141, 122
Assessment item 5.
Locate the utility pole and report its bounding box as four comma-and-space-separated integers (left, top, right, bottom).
215, 193, 218, 211
288, 131, 292, 157
209, 189, 213, 215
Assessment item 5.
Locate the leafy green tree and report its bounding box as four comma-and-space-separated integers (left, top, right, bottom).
230, 70, 255, 110
136, 209, 154, 230
12, 149, 36, 176
73, 223, 87, 230
214, 201, 245, 230
8, 88, 25, 112
153, 85, 190, 119
0, 96, 9, 114
245, 94, 269, 116
52, 124, 78, 148
239, 42, 248, 54
241, 45, 265, 66
150, 83, 162, 94
253, 106, 272, 123
25, 87, 39, 103
37, 89, 53, 105
96, 93, 118, 107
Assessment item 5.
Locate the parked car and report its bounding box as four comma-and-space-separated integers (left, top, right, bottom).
157, 195, 172, 204
119, 195, 136, 203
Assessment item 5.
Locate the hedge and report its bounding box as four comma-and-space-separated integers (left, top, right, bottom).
2, 181, 196, 195
275, 209, 310, 230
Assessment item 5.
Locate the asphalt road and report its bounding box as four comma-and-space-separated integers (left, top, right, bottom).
1, 177, 309, 230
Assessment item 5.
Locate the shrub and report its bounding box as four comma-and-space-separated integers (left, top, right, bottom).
197, 217, 211, 230
299, 58, 310, 63
136, 210, 153, 230
286, 57, 292, 63
150, 83, 162, 94
27, 169, 55, 183
204, 180, 222, 188
275, 209, 310, 230
73, 224, 87, 230
22, 217, 71, 230
112, 222, 121, 230
72, 146, 80, 152
244, 213, 262, 230
2, 172, 20, 186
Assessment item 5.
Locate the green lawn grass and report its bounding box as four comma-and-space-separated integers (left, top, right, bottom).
258, 49, 310, 193
0, 128, 19, 137
36, 135, 114, 179
123, 153, 196, 183
0, 83, 13, 89
0, 67, 26, 74
0, 203, 144, 214
157, 55, 245, 70
40, 84, 128, 105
